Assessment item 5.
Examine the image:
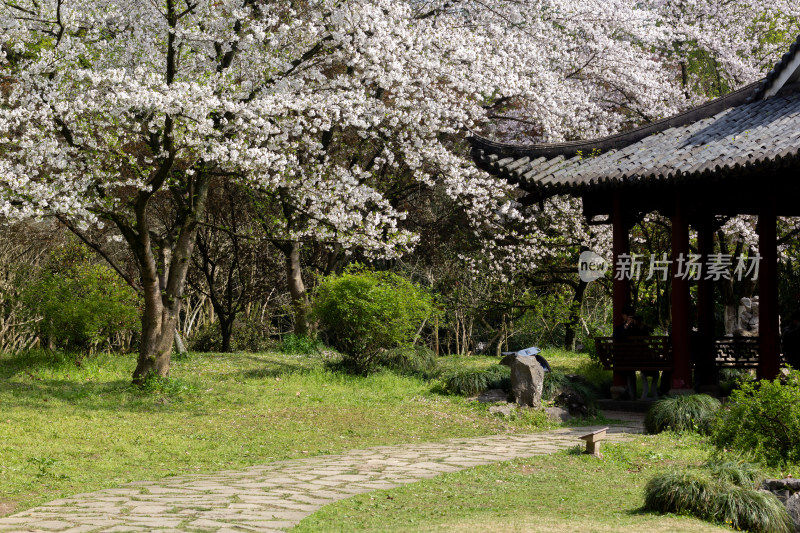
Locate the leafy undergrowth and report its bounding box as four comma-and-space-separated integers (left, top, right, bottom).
0, 349, 566, 514
294, 433, 737, 533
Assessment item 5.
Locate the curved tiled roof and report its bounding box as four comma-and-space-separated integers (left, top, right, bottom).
751, 33, 800, 101
472, 34, 800, 199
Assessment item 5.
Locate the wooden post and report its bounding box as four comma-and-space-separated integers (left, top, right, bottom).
670, 197, 693, 392
695, 220, 718, 392
611, 191, 631, 399
758, 209, 780, 380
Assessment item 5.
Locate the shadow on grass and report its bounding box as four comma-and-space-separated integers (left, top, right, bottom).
237, 362, 317, 379
1, 350, 335, 413
193, 351, 329, 380
0, 350, 98, 378
1, 378, 203, 413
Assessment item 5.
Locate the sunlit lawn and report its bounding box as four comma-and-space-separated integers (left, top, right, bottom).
295, 433, 729, 533
0, 348, 583, 514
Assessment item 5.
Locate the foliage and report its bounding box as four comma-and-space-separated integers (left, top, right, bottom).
711, 370, 800, 466
645, 394, 721, 434
703, 458, 763, 488
375, 345, 438, 376
644, 465, 792, 533
22, 245, 139, 352
280, 334, 322, 355
542, 369, 598, 415
718, 368, 752, 397
231, 318, 273, 353
313, 269, 434, 374
187, 322, 220, 353
441, 365, 510, 396
188, 318, 272, 353
135, 375, 199, 396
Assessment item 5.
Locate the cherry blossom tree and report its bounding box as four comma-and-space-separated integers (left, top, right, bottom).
2, 0, 796, 380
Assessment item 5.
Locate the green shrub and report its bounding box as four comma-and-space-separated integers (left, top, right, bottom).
313, 268, 434, 374
644, 466, 793, 533
23, 244, 140, 352
189, 318, 272, 353
442, 365, 510, 396
375, 345, 438, 376
711, 370, 800, 466
719, 368, 752, 397
542, 369, 598, 416
188, 322, 219, 352
645, 394, 720, 434
232, 318, 272, 352
280, 333, 321, 355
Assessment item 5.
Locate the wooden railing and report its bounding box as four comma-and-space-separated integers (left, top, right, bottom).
714, 337, 761, 368
594, 335, 782, 371
595, 336, 672, 371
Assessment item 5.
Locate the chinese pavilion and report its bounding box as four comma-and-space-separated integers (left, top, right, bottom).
471, 35, 800, 395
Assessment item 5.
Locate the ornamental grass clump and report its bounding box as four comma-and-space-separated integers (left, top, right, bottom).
645, 394, 721, 434
644, 469, 717, 517
442, 366, 510, 396
704, 459, 762, 487
644, 461, 792, 533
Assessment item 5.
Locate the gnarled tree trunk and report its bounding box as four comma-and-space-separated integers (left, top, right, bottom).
130, 175, 211, 384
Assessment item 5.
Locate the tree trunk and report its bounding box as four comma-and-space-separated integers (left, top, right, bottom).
130, 175, 211, 385
564, 279, 588, 350
174, 329, 187, 355
133, 284, 179, 382
285, 240, 311, 336
220, 316, 234, 353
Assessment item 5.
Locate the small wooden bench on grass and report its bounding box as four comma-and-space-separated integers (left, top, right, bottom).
579, 427, 608, 457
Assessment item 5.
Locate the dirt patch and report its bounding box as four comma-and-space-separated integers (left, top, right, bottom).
0, 502, 16, 517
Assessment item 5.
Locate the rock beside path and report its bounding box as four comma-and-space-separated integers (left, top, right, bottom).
500, 355, 545, 408
762, 478, 800, 531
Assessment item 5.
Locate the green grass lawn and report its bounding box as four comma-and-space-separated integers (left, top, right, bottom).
294, 433, 729, 533
0, 348, 580, 515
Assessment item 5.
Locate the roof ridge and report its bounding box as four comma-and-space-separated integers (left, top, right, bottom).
751, 33, 800, 102
470, 81, 760, 160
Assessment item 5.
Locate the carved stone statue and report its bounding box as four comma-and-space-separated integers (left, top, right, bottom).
736, 296, 759, 336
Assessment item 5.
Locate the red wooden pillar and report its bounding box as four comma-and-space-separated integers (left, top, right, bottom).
670, 198, 693, 391
695, 220, 718, 392
758, 208, 780, 380
611, 191, 631, 399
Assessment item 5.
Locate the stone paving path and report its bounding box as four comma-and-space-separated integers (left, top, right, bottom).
0, 412, 644, 533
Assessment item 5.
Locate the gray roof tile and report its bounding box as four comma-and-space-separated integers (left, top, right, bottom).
473, 89, 800, 197
470, 35, 800, 198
